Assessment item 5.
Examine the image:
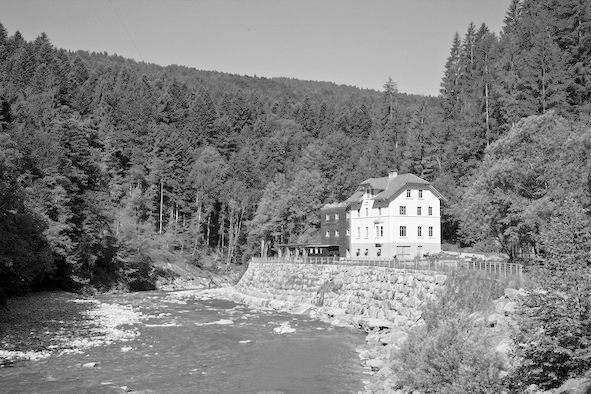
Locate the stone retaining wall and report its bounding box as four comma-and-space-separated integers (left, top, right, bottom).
235, 262, 447, 327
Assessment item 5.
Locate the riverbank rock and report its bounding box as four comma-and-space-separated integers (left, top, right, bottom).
358, 318, 395, 332
547, 370, 591, 394
366, 359, 385, 371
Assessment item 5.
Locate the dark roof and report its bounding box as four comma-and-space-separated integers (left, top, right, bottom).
345, 173, 446, 204
374, 174, 429, 201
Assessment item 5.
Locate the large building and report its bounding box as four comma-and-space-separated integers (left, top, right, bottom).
345, 171, 446, 260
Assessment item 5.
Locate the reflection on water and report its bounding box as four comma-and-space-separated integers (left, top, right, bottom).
1, 291, 365, 394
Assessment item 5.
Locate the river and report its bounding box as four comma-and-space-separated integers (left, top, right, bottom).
1, 290, 366, 393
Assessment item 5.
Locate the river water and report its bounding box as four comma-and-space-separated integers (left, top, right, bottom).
1, 290, 366, 393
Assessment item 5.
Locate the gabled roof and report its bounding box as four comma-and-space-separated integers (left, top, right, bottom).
345, 173, 446, 204
374, 174, 429, 202
344, 190, 364, 204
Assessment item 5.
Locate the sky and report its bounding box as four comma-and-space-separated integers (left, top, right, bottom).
1, 0, 511, 97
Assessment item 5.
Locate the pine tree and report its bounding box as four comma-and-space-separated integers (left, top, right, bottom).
526, 2, 569, 114
440, 33, 463, 118
552, 0, 591, 114
381, 77, 401, 168
494, 0, 525, 127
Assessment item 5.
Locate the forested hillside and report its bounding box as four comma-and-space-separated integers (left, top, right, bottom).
1, 0, 590, 294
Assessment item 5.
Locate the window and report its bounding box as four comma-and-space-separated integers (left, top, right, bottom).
417, 226, 422, 237
335, 230, 339, 238
406, 189, 411, 198
378, 207, 382, 216
356, 249, 360, 256
346, 211, 350, 219
428, 207, 433, 216
417, 246, 423, 257
325, 231, 330, 237
375, 225, 384, 238
365, 227, 369, 238
335, 213, 339, 220
357, 227, 361, 238
364, 249, 369, 256
365, 207, 369, 217
346, 229, 350, 236
325, 214, 330, 221
400, 206, 406, 215
400, 226, 406, 237
377, 248, 382, 256
417, 207, 422, 216
419, 189, 423, 198
357, 209, 360, 217
429, 226, 433, 237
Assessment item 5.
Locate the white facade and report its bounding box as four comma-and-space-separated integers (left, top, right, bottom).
347, 173, 443, 259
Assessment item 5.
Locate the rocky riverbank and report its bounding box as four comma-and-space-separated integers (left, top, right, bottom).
0, 292, 143, 367
0, 263, 241, 368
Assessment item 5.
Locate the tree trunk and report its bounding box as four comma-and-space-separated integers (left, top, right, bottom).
159, 178, 163, 235
226, 202, 245, 266
192, 195, 202, 256
485, 54, 490, 148
206, 215, 211, 246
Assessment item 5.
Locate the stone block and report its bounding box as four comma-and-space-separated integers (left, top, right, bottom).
435, 274, 447, 284
503, 301, 516, 315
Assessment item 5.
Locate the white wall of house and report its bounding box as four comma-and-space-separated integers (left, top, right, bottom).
349, 187, 441, 259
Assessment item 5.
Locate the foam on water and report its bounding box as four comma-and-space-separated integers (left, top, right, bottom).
1, 290, 365, 394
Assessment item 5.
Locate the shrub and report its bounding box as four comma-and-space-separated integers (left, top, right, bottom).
395, 316, 505, 394
393, 269, 507, 393
422, 269, 507, 329
509, 265, 591, 391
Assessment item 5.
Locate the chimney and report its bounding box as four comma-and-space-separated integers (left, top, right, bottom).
388, 170, 398, 179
